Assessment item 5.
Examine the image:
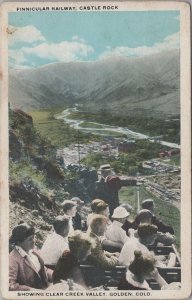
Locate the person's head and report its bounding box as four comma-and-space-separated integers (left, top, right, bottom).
112, 206, 129, 224
62, 200, 77, 217
10, 223, 35, 253
137, 223, 158, 246
68, 230, 92, 262
142, 199, 155, 213
136, 209, 153, 224
94, 201, 109, 218
71, 197, 84, 212
90, 199, 106, 213
89, 215, 108, 236
53, 215, 70, 237
129, 250, 156, 279
120, 203, 133, 214
99, 164, 112, 178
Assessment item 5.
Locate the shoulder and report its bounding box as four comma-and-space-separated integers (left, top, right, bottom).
124, 237, 136, 244
106, 222, 114, 230
9, 248, 22, 261
89, 233, 100, 248
42, 231, 58, 245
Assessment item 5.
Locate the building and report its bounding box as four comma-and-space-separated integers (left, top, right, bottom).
118, 140, 136, 153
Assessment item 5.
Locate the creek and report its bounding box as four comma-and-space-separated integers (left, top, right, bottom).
56, 107, 180, 149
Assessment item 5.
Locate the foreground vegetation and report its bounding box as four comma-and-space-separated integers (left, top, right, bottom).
119, 186, 180, 251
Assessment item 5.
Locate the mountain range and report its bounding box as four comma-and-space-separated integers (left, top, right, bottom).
9, 49, 180, 118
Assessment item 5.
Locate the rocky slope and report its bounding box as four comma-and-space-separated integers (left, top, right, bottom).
9, 50, 180, 118
9, 108, 96, 246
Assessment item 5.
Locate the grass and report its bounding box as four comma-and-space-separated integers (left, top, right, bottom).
29, 108, 95, 147
80, 122, 104, 129
119, 185, 180, 251
9, 160, 49, 196
160, 155, 180, 166
88, 130, 126, 137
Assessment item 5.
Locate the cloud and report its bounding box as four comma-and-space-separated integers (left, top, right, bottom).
8, 25, 46, 45
9, 39, 94, 67
72, 35, 85, 43
22, 40, 94, 62
100, 32, 179, 59
163, 32, 179, 48
9, 49, 27, 65
9, 49, 32, 69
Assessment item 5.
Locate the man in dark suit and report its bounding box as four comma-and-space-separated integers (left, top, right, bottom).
135, 198, 174, 234
94, 164, 137, 215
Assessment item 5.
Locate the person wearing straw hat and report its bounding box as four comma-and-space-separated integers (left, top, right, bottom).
9, 222, 52, 291
94, 164, 137, 215
105, 206, 129, 247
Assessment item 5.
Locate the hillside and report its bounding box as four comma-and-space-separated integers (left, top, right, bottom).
9, 50, 180, 117
9, 108, 97, 246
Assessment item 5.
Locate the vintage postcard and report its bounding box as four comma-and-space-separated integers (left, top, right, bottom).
0, 1, 191, 299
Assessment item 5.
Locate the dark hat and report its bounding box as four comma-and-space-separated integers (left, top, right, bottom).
142, 199, 154, 209
137, 209, 153, 222
10, 223, 35, 244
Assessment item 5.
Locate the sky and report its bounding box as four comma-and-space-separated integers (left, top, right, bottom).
8, 10, 180, 69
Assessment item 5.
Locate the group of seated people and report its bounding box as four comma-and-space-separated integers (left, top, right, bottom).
9, 197, 180, 291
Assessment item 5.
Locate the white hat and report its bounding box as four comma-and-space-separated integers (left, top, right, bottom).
99, 164, 111, 171
112, 207, 129, 219
120, 203, 133, 213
